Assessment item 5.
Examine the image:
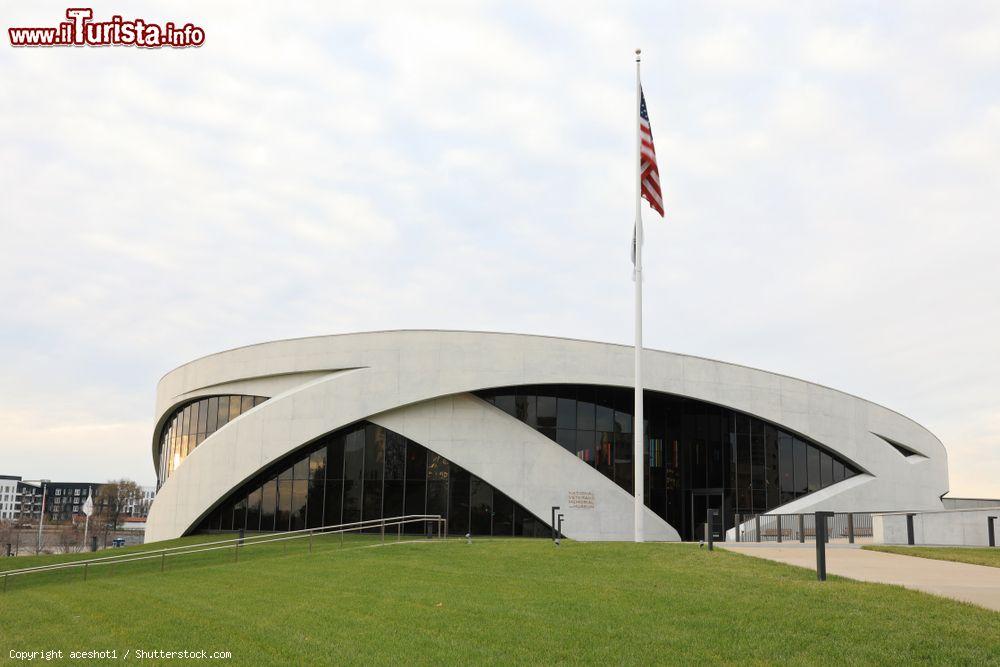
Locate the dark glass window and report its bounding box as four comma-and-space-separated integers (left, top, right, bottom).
449, 466, 470, 535
241, 396, 254, 413
206, 397, 219, 433
344, 429, 365, 481
217, 396, 230, 429
596, 403, 614, 432
576, 399, 596, 431
426, 481, 448, 519
580, 431, 597, 466
384, 432, 406, 480
556, 429, 575, 452
470, 477, 492, 534
615, 432, 633, 494
597, 432, 614, 477
383, 480, 404, 519
245, 487, 261, 531
427, 453, 449, 480
404, 480, 426, 520
290, 480, 308, 530
779, 434, 795, 503
807, 446, 820, 493
276, 480, 292, 530
324, 479, 343, 526
342, 479, 362, 524
306, 478, 325, 528
327, 435, 345, 480
832, 459, 845, 484
614, 409, 632, 434
536, 396, 557, 429
557, 397, 576, 429
820, 451, 833, 488
515, 394, 536, 426
494, 394, 515, 417
406, 443, 427, 482
293, 455, 310, 480
492, 489, 514, 535
362, 477, 382, 522
232, 497, 246, 532
157, 394, 270, 485
260, 480, 276, 531
793, 439, 808, 496
310, 448, 327, 480
190, 402, 202, 436
365, 425, 385, 481
765, 425, 780, 509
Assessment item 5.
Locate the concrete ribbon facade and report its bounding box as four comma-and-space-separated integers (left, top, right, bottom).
145, 330, 949, 543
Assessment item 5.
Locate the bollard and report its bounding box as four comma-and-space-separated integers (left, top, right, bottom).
309, 530, 313, 553
551, 506, 560, 543
754, 515, 761, 543
776, 515, 782, 543
815, 511, 834, 581
988, 516, 997, 548
398, 522, 402, 542
798, 514, 805, 543
906, 514, 916, 545
734, 513, 741, 543
466, 533, 472, 545
160, 550, 165, 572
381, 520, 385, 544
847, 513, 855, 544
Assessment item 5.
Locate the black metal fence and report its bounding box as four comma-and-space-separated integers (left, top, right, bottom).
730, 512, 873, 543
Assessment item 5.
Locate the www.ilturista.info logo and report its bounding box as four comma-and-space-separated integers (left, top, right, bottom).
9, 8, 204, 48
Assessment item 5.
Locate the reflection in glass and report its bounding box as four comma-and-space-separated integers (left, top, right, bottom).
156, 394, 269, 486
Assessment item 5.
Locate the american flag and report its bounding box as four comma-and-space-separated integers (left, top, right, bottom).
638, 87, 663, 217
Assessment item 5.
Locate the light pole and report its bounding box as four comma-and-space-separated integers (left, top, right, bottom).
35, 479, 50, 554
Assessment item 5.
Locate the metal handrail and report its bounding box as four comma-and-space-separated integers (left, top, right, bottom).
0, 514, 446, 588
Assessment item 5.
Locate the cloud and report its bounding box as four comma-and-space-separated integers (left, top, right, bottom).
0, 1, 998, 497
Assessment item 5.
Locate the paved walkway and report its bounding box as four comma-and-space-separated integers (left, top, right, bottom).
720, 543, 1000, 612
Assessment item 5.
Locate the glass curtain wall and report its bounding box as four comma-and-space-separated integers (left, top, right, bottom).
157, 395, 269, 486
477, 385, 861, 540
197, 422, 548, 538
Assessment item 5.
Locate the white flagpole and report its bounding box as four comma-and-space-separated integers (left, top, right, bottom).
633, 48, 645, 543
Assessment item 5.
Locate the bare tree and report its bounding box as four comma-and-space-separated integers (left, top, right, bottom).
96, 479, 141, 547
57, 523, 83, 553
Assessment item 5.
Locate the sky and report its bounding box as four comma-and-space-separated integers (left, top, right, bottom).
1, 1, 997, 496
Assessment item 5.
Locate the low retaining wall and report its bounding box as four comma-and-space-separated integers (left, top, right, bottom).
873, 507, 1000, 546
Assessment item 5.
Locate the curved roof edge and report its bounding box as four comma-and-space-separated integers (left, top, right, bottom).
156, 328, 934, 435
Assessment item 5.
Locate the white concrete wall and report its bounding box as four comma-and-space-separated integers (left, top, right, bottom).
145, 330, 950, 542
370, 394, 678, 541
873, 508, 1000, 546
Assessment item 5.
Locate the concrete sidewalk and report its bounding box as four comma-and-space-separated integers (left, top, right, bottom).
721, 543, 1000, 612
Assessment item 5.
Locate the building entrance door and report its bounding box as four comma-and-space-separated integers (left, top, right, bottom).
691, 491, 725, 541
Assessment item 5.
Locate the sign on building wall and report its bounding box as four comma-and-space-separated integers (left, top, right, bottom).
568, 491, 595, 509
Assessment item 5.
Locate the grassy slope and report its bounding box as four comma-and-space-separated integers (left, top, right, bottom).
2, 537, 999, 665
864, 545, 1000, 569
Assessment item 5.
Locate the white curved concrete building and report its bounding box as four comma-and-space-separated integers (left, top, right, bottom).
145, 330, 948, 543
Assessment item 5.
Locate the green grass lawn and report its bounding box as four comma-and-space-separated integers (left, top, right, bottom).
864, 544, 1000, 569
2, 536, 999, 665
